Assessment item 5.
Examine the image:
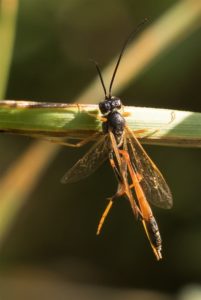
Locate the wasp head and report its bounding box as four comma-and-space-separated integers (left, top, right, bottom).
99, 96, 122, 115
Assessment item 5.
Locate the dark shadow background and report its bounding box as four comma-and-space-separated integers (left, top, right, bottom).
0, 0, 201, 298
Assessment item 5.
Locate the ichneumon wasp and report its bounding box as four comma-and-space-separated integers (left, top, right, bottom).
61, 20, 173, 260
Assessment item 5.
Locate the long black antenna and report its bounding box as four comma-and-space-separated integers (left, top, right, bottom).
108, 18, 148, 98
90, 59, 107, 98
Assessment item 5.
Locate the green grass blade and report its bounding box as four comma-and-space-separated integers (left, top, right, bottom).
0, 100, 201, 147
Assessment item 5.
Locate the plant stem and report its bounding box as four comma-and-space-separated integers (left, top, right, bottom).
0, 100, 201, 148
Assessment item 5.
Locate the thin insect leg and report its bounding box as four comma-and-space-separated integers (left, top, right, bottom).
31, 132, 101, 148
119, 149, 162, 260
140, 129, 160, 139
95, 131, 141, 236
119, 149, 152, 217
133, 129, 148, 135
97, 200, 113, 235
97, 133, 144, 235
48, 132, 101, 147
129, 128, 158, 140
133, 129, 161, 140
109, 151, 123, 182
76, 104, 107, 122
109, 131, 140, 217
87, 113, 107, 122
97, 148, 142, 235
140, 111, 175, 139
128, 128, 160, 139
97, 151, 125, 235
133, 111, 175, 140
122, 111, 131, 117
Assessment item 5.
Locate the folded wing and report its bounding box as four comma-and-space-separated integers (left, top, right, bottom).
61, 135, 110, 183
125, 126, 173, 209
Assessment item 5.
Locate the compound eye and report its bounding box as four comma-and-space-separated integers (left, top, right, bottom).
99, 101, 111, 114
111, 97, 122, 110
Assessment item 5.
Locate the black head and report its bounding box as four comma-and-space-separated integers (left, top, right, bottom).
99, 96, 122, 115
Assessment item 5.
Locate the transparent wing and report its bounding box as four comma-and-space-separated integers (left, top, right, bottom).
125, 126, 173, 209
61, 135, 110, 183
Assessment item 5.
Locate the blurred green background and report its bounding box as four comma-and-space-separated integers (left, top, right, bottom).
0, 0, 201, 299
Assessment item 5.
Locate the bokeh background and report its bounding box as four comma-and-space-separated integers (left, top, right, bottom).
0, 0, 201, 299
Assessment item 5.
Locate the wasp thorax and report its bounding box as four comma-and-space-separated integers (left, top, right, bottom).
99, 96, 122, 115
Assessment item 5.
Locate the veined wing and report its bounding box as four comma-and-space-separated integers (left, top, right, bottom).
61, 135, 110, 183
125, 126, 173, 209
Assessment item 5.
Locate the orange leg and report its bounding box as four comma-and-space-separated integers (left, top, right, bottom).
119, 149, 162, 260
96, 152, 126, 235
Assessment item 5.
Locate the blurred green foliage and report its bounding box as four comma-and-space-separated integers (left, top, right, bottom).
0, 0, 201, 298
